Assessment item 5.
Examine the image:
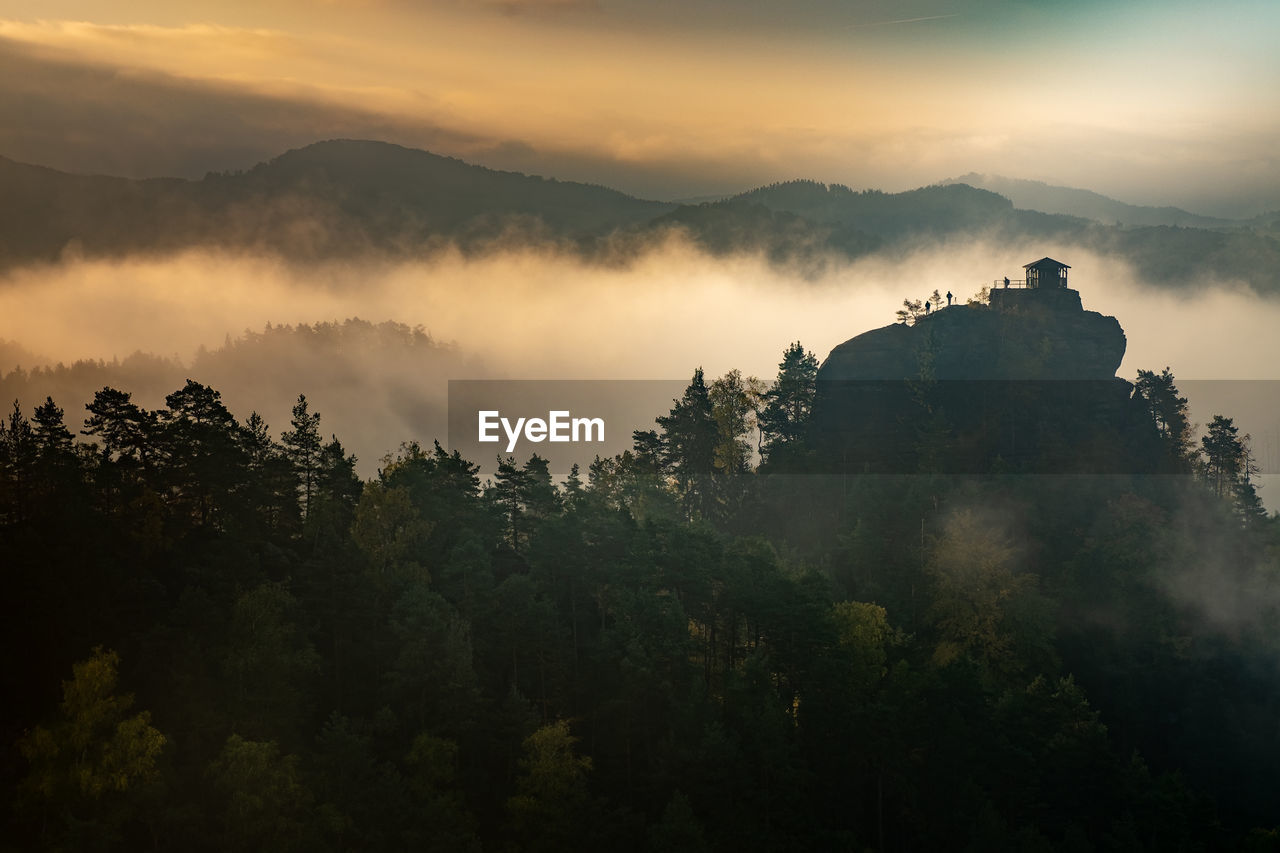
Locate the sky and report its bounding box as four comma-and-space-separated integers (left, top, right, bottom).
1, 0, 1277, 215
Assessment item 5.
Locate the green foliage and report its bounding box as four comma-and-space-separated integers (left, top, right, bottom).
208, 735, 315, 851
352, 481, 433, 582
16, 649, 166, 846
5, 376, 1280, 851
1133, 367, 1194, 471
926, 510, 1055, 679
506, 720, 595, 852
1203, 412, 1244, 499
758, 342, 818, 464
831, 600, 891, 690
223, 583, 321, 740
1200, 413, 1267, 523
656, 368, 720, 520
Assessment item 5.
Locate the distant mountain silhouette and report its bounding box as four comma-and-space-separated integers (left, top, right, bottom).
731, 180, 1016, 237
0, 140, 674, 265
2, 139, 1279, 292
941, 173, 1240, 228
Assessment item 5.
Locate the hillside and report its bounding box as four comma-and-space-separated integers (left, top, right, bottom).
3, 140, 1280, 292
732, 180, 1017, 237
941, 173, 1241, 228
0, 140, 674, 266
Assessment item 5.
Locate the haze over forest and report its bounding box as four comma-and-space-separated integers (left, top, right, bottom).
3, 0, 1278, 469
2, 139, 1279, 482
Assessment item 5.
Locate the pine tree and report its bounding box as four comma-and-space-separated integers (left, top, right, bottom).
493, 456, 532, 550
32, 397, 75, 458
759, 342, 819, 463
1201, 415, 1244, 500
160, 380, 245, 528
656, 368, 719, 519
240, 412, 301, 536
563, 463, 585, 507
307, 436, 362, 546
83, 387, 154, 464
1134, 367, 1194, 470
281, 394, 323, 520
520, 454, 560, 522
0, 400, 35, 524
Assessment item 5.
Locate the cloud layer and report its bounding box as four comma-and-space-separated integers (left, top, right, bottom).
2, 0, 1278, 213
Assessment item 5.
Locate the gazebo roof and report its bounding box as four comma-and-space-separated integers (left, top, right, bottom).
1023, 257, 1071, 270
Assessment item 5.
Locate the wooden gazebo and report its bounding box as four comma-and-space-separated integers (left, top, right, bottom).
1023, 257, 1070, 289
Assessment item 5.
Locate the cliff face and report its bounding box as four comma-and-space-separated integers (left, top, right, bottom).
819, 288, 1125, 382
810, 288, 1156, 474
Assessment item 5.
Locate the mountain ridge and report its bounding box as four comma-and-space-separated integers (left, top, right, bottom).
940, 172, 1245, 228
2, 139, 1279, 294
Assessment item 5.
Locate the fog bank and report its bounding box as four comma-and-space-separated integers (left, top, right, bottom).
2, 238, 1279, 480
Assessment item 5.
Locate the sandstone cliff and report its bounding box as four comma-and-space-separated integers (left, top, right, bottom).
809, 287, 1158, 474
819, 288, 1125, 382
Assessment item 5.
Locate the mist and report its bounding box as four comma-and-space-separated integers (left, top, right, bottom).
3, 237, 1280, 478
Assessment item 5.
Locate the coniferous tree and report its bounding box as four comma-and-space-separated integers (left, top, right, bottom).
493, 456, 532, 551
1200, 414, 1268, 524
159, 380, 245, 528
631, 428, 666, 474
4, 367, 1279, 851
26, 397, 84, 513
1, 400, 35, 523
281, 394, 323, 521
759, 342, 818, 463
1201, 414, 1245, 499
31, 397, 74, 458
520, 454, 560, 523
240, 411, 302, 536
563, 462, 585, 507
896, 298, 925, 325
83, 387, 153, 464
1133, 367, 1194, 470
656, 368, 719, 519
307, 435, 361, 545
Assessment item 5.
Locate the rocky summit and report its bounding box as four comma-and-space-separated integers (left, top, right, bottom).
819, 285, 1126, 382
809, 271, 1158, 474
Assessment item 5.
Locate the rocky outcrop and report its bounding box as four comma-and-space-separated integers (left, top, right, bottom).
819, 288, 1125, 382
809, 287, 1157, 474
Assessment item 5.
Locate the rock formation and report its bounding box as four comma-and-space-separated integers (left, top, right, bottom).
809, 282, 1159, 474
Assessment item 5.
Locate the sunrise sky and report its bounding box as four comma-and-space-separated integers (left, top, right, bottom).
2, 0, 1276, 215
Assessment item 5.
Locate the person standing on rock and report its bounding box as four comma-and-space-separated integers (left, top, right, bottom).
946, 291, 953, 306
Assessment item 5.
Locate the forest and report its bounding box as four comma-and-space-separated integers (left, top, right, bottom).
2, 346, 1280, 852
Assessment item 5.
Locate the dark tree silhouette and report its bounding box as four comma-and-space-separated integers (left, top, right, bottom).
1133, 367, 1194, 470
655, 368, 719, 519
281, 394, 323, 520
759, 342, 818, 463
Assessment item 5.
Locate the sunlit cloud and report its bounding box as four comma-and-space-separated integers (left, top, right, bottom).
0, 0, 1277, 211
